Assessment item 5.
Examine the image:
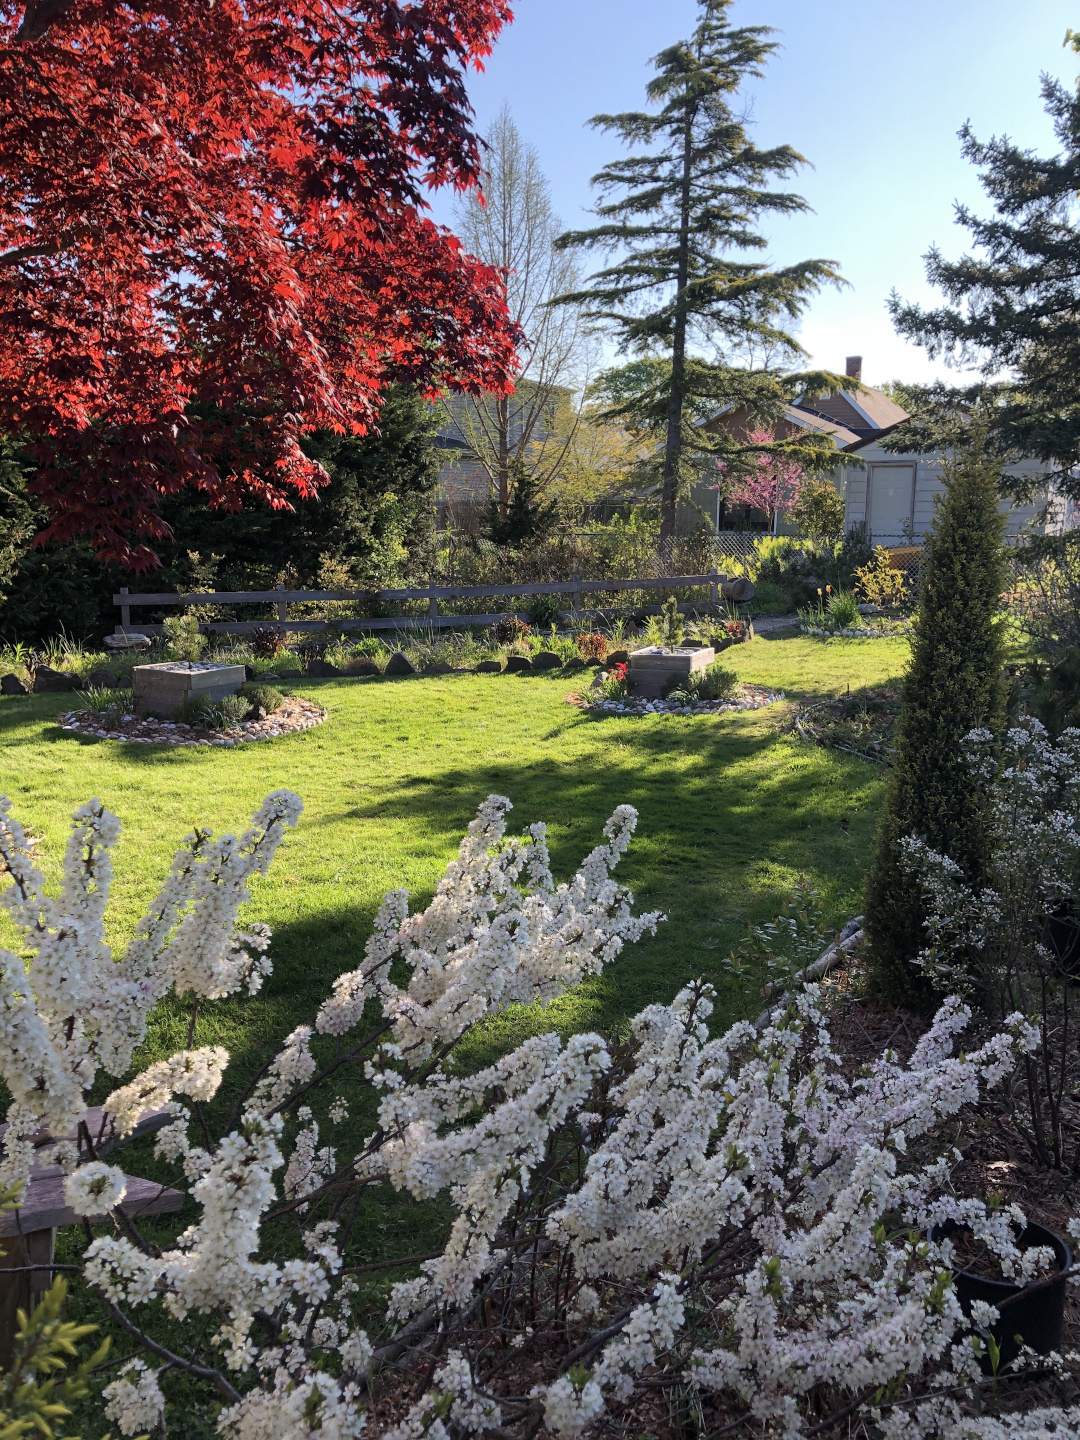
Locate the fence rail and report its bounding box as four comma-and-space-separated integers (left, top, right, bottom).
113, 572, 743, 636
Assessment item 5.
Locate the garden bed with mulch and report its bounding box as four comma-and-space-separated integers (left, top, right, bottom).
58, 695, 327, 746
794, 683, 901, 763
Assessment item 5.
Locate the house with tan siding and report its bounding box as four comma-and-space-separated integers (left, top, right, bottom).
693, 356, 1062, 542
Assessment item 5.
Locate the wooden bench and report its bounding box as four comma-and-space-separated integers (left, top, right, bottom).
0, 1108, 182, 1362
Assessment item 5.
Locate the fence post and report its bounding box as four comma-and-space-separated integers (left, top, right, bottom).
275, 584, 287, 625
571, 573, 581, 616
709, 568, 719, 609
429, 588, 438, 623
119, 587, 131, 630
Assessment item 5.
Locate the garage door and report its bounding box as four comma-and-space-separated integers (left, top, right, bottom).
868, 465, 915, 541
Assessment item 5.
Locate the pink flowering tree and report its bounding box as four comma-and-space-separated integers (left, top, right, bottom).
717, 428, 807, 534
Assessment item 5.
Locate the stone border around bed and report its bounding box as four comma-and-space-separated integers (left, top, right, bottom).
58, 696, 327, 747
567, 683, 784, 718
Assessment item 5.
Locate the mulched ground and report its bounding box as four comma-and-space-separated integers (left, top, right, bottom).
794, 684, 902, 763
58, 695, 327, 746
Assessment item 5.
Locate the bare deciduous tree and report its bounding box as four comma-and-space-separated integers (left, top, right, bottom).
448, 107, 589, 515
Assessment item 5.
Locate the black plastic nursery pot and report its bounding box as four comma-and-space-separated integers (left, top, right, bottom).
1045, 909, 1080, 981
931, 1220, 1072, 1373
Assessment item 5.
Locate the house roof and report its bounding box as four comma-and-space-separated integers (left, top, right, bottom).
704, 377, 910, 457
792, 386, 909, 449
778, 402, 862, 450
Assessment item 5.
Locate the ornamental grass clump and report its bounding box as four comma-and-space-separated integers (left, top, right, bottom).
2, 786, 1077, 1437
664, 659, 738, 704
74, 686, 131, 726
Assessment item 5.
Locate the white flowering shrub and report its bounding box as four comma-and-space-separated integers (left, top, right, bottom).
1, 789, 1077, 1439
901, 720, 1080, 1168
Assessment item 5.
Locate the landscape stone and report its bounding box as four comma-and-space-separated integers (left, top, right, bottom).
307, 659, 343, 677
504, 654, 533, 672
532, 650, 561, 670
424, 661, 456, 675
33, 666, 75, 693
561, 657, 586, 671
87, 667, 117, 687
279, 668, 303, 679
346, 661, 381, 677
384, 651, 416, 676
607, 649, 630, 665
1, 673, 27, 696
474, 659, 504, 673
245, 664, 255, 681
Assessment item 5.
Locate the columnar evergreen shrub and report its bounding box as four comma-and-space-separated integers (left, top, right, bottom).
865, 439, 1008, 1007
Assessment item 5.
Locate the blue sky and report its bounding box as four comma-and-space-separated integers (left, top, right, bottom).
427, 0, 1076, 387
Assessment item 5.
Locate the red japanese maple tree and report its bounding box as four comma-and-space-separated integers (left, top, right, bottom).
0, 0, 520, 567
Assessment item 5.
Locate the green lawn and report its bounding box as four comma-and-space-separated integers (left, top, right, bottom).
1, 632, 908, 1060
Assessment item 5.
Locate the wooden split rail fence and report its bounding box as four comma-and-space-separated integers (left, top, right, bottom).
113, 571, 753, 636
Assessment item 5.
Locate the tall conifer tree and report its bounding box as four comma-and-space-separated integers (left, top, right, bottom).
890, 38, 1080, 505
554, 0, 844, 538
864, 432, 1008, 1008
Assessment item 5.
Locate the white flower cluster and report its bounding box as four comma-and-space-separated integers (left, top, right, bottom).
64, 1161, 127, 1217
0, 790, 300, 1194
102, 1358, 166, 1436
353, 795, 661, 1065
385, 1350, 502, 1440
104, 1045, 229, 1137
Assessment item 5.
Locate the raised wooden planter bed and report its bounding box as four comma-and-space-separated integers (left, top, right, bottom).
628, 645, 715, 699
132, 661, 246, 718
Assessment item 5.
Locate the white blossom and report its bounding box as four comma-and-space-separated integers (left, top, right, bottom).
64, 1161, 127, 1216
103, 1359, 166, 1436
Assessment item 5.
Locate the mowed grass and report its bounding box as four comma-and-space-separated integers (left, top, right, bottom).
0, 631, 908, 1068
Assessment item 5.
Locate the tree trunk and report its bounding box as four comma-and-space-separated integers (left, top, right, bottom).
660, 115, 695, 542
497, 395, 510, 515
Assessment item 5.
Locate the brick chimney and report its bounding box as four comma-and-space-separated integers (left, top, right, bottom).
845, 355, 863, 383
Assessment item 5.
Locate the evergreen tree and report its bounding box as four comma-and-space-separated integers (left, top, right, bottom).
889, 38, 1080, 502
484, 458, 558, 548
554, 0, 845, 539
0, 386, 439, 642
865, 436, 1009, 1007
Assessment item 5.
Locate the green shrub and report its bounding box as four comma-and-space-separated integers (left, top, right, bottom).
163, 612, 208, 663
527, 593, 563, 629
202, 694, 252, 729
665, 660, 738, 703
241, 683, 284, 715
864, 439, 1008, 1009
177, 691, 252, 728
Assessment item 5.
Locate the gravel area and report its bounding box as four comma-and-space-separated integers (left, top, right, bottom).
59, 696, 327, 746
568, 682, 783, 718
